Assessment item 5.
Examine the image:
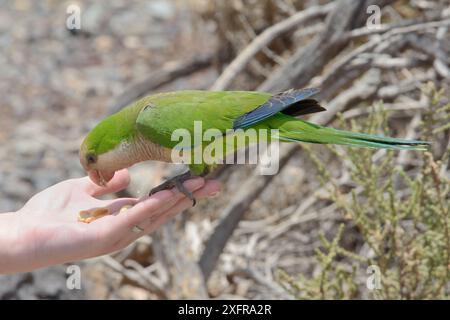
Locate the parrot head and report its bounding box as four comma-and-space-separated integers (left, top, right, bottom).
79, 145, 115, 187
79, 110, 139, 187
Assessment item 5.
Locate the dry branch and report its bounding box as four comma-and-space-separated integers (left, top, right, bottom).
199, 0, 398, 284
108, 54, 213, 114
199, 145, 299, 280
210, 2, 335, 91
259, 0, 397, 92
153, 221, 208, 299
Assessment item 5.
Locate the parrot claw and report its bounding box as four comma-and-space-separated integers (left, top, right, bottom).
149, 171, 197, 206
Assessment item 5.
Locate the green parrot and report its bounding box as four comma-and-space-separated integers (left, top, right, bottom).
80, 88, 429, 204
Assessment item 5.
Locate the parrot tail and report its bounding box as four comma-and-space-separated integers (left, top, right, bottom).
274, 119, 430, 151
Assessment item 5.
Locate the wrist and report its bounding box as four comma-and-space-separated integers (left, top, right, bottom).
0, 211, 26, 274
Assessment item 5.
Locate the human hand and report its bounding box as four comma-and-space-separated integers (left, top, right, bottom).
0, 169, 220, 274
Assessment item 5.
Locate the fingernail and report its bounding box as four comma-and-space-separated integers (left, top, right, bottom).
185, 178, 204, 189
209, 191, 220, 198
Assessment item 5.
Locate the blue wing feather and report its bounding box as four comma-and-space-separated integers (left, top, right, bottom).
233, 88, 320, 129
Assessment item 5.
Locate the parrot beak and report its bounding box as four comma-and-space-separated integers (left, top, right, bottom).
88, 169, 115, 187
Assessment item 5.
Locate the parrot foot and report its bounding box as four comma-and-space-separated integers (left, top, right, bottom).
149, 171, 197, 206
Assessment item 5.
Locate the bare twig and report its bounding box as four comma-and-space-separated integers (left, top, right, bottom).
101, 256, 168, 298
259, 0, 397, 92
199, 145, 299, 280
153, 220, 208, 299
228, 268, 292, 299
199, 0, 397, 285
318, 69, 381, 124
317, 18, 450, 100
210, 2, 335, 91
108, 54, 213, 114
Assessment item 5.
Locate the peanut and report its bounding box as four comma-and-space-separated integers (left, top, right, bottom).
77, 207, 111, 223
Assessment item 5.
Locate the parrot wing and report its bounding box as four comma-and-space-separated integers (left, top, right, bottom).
233, 87, 321, 129
135, 91, 270, 149
135, 89, 323, 149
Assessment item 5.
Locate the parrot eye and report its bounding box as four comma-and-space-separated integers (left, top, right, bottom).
86, 154, 97, 164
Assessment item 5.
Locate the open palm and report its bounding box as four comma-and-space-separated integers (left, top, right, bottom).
6, 169, 220, 273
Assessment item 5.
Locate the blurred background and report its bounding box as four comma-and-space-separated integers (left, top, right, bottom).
0, 0, 449, 299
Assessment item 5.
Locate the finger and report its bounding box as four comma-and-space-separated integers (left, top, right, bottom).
101, 177, 206, 233
119, 180, 221, 247
139, 180, 221, 234
101, 197, 139, 213
84, 169, 130, 197
119, 177, 205, 228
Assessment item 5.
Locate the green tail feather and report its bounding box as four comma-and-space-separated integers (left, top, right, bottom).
274, 119, 430, 151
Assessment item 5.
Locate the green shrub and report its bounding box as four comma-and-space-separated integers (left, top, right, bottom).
278, 83, 450, 299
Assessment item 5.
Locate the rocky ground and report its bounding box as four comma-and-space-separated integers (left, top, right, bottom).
0, 0, 217, 299
0, 0, 220, 212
